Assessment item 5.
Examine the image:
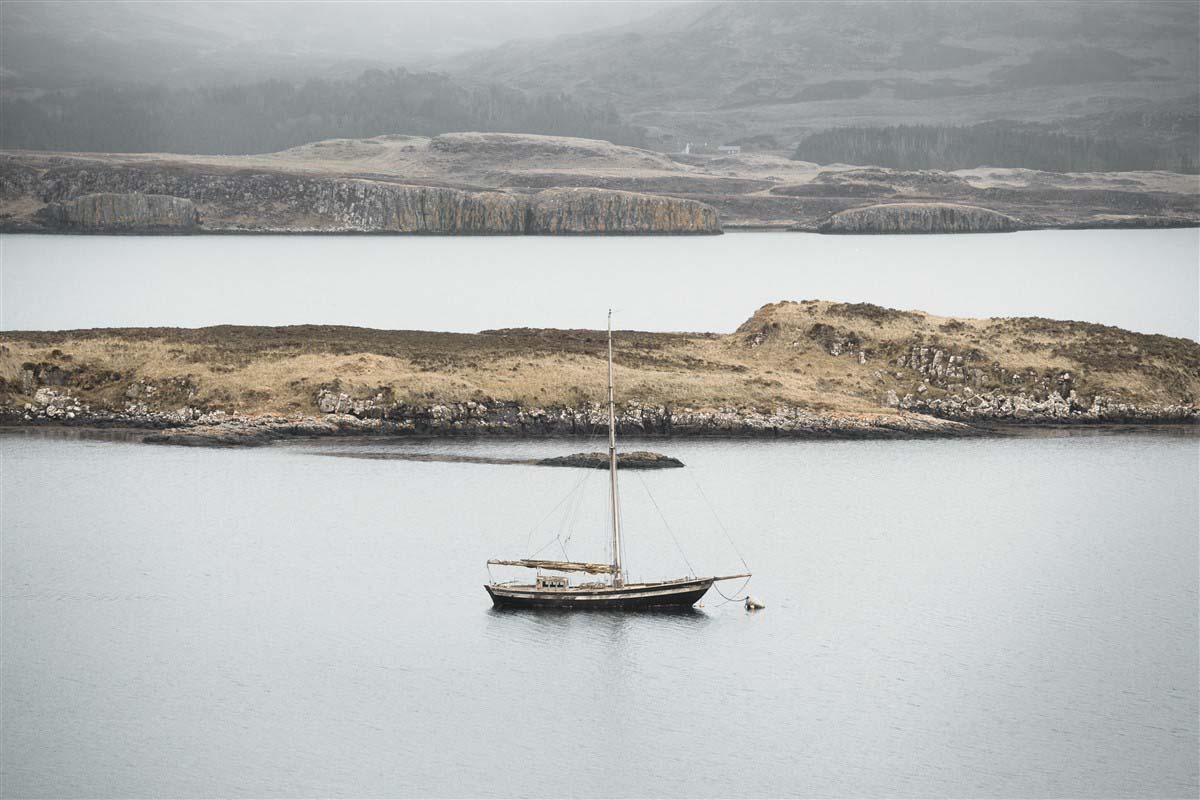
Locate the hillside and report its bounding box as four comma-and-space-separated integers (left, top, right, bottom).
4, 2, 1197, 174
0, 1, 669, 89
3, 301, 1196, 445
3, 133, 1196, 232
451, 1, 1200, 155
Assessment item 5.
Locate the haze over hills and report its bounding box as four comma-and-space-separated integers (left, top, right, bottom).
450, 1, 1199, 152
1, 1, 1197, 174
0, 1, 672, 89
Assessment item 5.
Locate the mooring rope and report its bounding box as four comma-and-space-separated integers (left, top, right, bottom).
711, 576, 752, 605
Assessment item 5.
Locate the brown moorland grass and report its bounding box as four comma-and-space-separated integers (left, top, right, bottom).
2, 301, 1197, 416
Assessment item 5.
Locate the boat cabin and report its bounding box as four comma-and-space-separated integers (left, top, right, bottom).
535, 574, 569, 590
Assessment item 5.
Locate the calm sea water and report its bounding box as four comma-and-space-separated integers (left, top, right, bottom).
1, 229, 1197, 339
2, 431, 1197, 798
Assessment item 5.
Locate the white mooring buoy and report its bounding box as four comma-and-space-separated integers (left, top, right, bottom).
745, 595, 765, 611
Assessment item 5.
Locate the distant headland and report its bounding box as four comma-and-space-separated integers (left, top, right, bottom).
2, 133, 1196, 235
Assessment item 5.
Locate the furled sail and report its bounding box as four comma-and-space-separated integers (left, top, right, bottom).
487, 559, 615, 574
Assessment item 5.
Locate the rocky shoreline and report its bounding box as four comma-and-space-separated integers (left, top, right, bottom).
4, 301, 1195, 447
3, 390, 1193, 449
2, 387, 976, 446
0, 160, 721, 235
3, 134, 1196, 234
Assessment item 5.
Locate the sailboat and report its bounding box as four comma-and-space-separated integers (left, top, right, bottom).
485, 310, 750, 610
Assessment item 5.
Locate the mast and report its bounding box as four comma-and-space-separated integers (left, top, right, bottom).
607, 309, 623, 586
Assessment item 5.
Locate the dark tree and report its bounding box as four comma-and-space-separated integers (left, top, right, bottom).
793, 122, 1198, 174
0, 69, 648, 154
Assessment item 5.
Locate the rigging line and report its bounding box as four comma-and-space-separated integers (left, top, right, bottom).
687, 470, 750, 571
561, 468, 593, 549
556, 476, 589, 560
636, 471, 696, 577
711, 577, 752, 605
554, 470, 583, 560
526, 467, 593, 557
532, 484, 592, 561
615, 469, 629, 578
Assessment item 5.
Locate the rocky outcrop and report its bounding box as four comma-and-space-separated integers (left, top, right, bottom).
306, 389, 969, 439
880, 340, 1200, 423
527, 188, 720, 234
896, 390, 1198, 424
315, 183, 524, 234
538, 451, 685, 469
1, 158, 721, 235
30, 167, 526, 233
818, 202, 1019, 233
126, 403, 970, 445
3, 389, 973, 446
9, 380, 1192, 447
36, 192, 198, 231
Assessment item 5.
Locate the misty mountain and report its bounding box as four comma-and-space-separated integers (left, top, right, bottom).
1, 0, 1196, 172
794, 121, 1197, 173
0, 1, 673, 89
449, 1, 1199, 149
0, 70, 645, 155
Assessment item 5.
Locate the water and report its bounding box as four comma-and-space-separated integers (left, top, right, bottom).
2, 431, 1197, 798
2, 229, 1197, 339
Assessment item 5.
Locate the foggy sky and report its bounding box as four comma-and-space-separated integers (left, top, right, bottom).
1, 0, 679, 89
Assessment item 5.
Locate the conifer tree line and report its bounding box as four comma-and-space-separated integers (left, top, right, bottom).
793, 122, 1198, 174
0, 69, 646, 155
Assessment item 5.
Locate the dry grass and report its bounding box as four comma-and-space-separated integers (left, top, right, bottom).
3, 301, 1197, 415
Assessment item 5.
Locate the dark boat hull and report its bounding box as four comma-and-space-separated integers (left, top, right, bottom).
486, 578, 714, 610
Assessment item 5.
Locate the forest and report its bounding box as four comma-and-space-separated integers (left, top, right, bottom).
0, 68, 647, 155
793, 122, 1198, 173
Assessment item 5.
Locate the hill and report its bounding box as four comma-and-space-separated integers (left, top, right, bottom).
0, 1, 668, 89
3, 301, 1196, 445
450, 1, 1200, 156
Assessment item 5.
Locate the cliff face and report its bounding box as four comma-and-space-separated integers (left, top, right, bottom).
0, 156, 721, 235
37, 192, 198, 231
819, 202, 1019, 234
311, 183, 525, 234
527, 188, 720, 234
3, 133, 1197, 232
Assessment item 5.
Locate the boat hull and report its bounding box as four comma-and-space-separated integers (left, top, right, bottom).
486, 578, 714, 610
